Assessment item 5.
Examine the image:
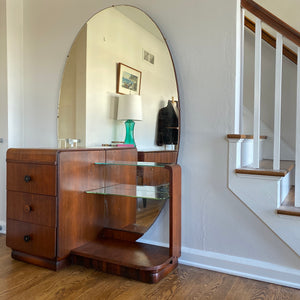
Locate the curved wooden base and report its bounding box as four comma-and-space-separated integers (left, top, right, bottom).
70, 239, 178, 283
11, 250, 69, 271
11, 244, 178, 283
72, 255, 178, 283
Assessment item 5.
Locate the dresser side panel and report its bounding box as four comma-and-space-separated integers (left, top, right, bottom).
57, 149, 106, 259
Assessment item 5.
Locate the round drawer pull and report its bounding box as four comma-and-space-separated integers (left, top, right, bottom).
24, 175, 31, 183
23, 205, 32, 213
24, 235, 31, 242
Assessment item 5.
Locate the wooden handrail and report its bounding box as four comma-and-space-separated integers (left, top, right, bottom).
244, 16, 297, 64
241, 0, 300, 47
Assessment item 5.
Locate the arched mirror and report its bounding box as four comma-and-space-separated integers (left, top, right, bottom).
57, 5, 180, 233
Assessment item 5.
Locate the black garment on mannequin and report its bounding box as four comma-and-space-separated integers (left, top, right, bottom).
156, 101, 178, 146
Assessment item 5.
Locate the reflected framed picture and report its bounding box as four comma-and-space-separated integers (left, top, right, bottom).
117, 63, 142, 95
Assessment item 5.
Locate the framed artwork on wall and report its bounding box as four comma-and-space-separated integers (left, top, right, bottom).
117, 63, 142, 95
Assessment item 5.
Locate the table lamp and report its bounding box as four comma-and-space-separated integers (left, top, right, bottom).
117, 94, 143, 146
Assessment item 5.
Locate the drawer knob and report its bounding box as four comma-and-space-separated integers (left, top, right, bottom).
24, 175, 31, 183
24, 205, 32, 213
24, 235, 31, 242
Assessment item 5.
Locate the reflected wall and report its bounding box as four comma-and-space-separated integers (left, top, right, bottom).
58, 6, 178, 150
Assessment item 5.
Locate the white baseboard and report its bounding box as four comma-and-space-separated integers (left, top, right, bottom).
139, 238, 300, 289
0, 220, 6, 234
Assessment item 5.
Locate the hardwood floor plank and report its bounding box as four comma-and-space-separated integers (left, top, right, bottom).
1, 234, 300, 299
225, 276, 300, 300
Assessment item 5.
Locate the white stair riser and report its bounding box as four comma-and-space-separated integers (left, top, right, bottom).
280, 169, 293, 205
241, 139, 264, 166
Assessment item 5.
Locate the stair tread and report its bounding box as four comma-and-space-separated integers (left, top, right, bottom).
277, 206, 300, 216
236, 159, 294, 177
277, 187, 300, 216
227, 134, 267, 139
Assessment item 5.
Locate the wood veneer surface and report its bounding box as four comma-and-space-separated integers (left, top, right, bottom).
1, 234, 300, 299
7, 163, 57, 196
57, 148, 138, 258
7, 191, 57, 227
138, 151, 177, 186
6, 220, 56, 259
6, 147, 180, 283
103, 148, 137, 230
71, 239, 171, 270
6, 148, 58, 164
57, 150, 106, 259
166, 164, 181, 258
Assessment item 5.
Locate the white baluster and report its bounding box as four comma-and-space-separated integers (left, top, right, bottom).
234, 7, 245, 134
253, 18, 262, 168
295, 47, 300, 207
273, 33, 283, 170
240, 9, 245, 133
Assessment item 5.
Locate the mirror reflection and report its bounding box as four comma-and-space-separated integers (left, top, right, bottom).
57, 5, 179, 151
57, 6, 180, 234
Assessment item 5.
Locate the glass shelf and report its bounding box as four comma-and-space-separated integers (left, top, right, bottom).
86, 184, 169, 200
95, 161, 171, 167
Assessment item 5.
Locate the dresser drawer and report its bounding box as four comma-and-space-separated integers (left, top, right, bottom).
6, 219, 56, 259
7, 162, 56, 196
7, 191, 57, 227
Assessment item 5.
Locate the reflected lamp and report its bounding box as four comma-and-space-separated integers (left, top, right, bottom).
117, 95, 143, 146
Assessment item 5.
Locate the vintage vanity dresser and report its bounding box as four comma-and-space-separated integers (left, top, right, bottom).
6, 3, 182, 284
6, 147, 181, 283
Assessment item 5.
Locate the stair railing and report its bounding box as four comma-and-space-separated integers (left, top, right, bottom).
239, 0, 300, 206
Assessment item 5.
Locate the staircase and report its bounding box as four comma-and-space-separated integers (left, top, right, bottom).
229, 1, 300, 256
227, 135, 300, 255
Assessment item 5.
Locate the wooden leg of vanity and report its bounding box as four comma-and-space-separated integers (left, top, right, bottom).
166, 164, 181, 258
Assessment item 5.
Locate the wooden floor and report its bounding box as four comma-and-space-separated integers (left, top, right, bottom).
1, 235, 300, 299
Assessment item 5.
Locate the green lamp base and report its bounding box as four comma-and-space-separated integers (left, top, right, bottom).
124, 119, 136, 146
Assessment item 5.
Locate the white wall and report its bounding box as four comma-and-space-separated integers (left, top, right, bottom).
0, 0, 8, 229
7, 0, 24, 148
255, 0, 300, 31
76, 7, 177, 148
6, 0, 24, 147
58, 7, 177, 149
5, 0, 300, 287
0, 0, 24, 231
58, 25, 87, 146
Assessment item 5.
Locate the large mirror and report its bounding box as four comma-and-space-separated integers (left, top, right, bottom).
57, 6, 180, 233
57, 5, 179, 153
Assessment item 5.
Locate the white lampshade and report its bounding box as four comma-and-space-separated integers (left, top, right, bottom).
117, 95, 143, 121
